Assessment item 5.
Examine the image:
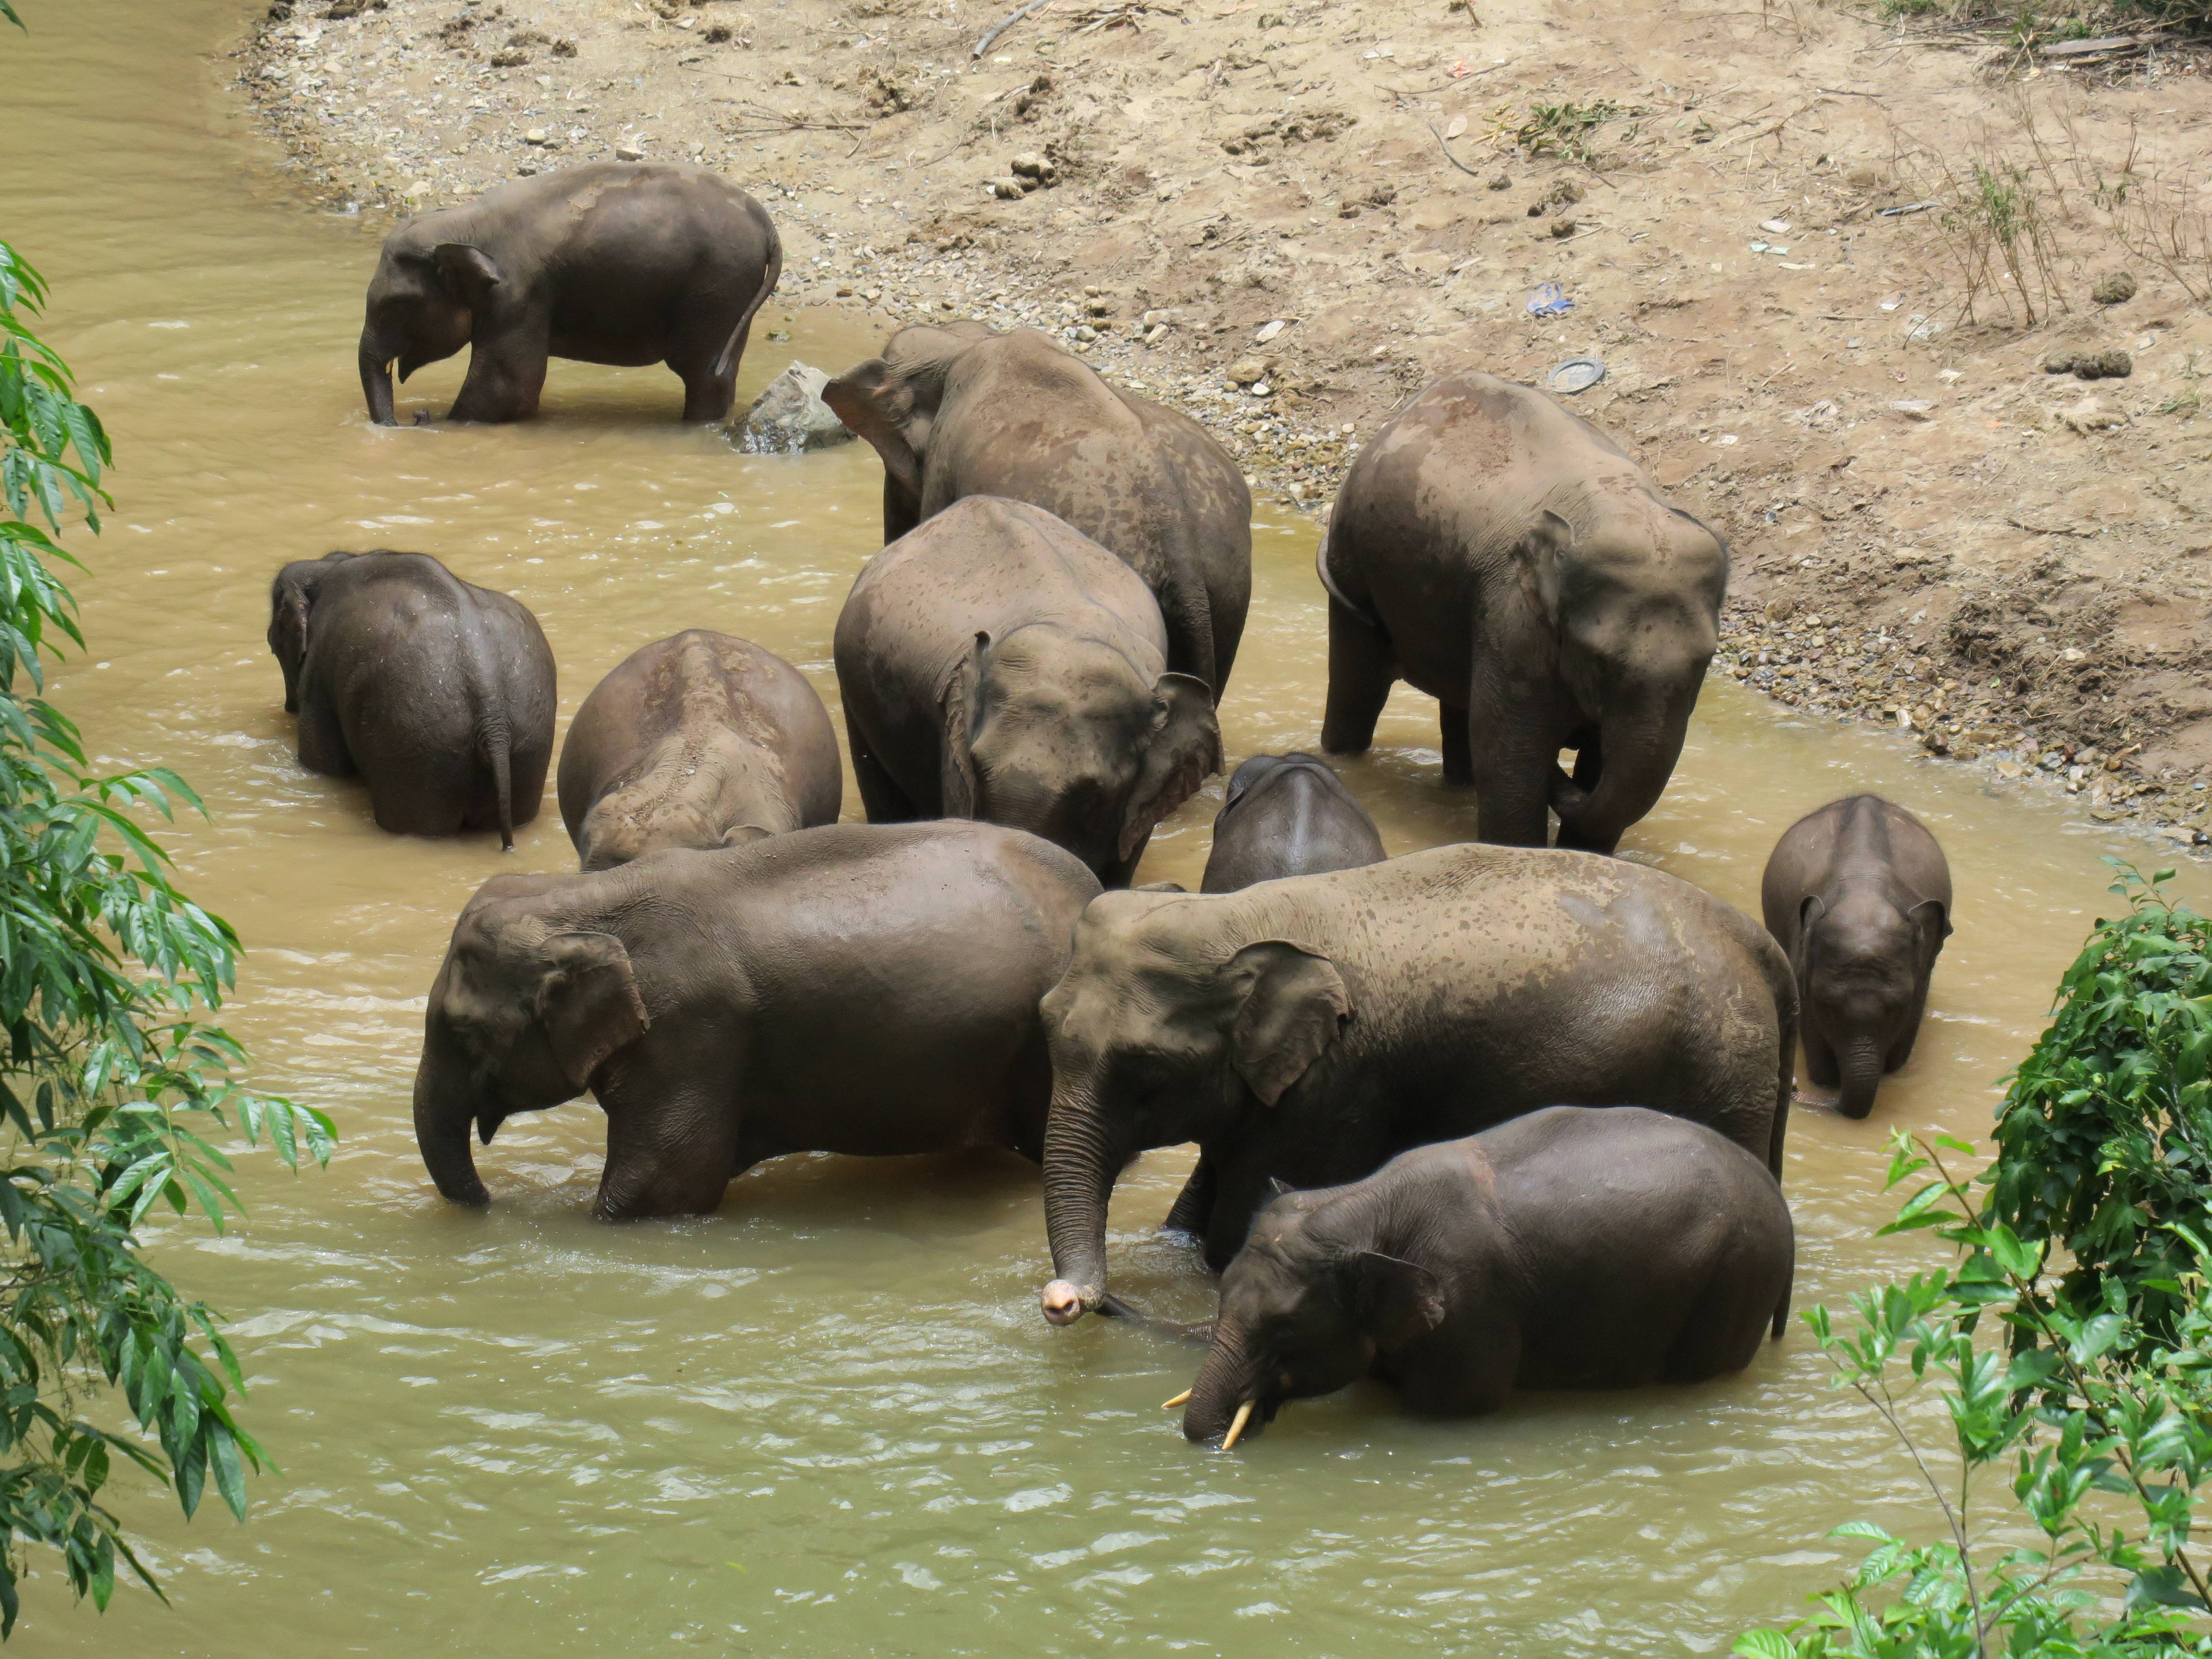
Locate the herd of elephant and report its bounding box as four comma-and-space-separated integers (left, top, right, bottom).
293, 161, 1958, 1448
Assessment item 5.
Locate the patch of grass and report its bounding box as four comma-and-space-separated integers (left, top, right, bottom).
1506, 100, 1632, 165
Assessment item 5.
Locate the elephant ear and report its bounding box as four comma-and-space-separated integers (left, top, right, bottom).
1355, 1252, 1447, 1347
822, 357, 932, 498
939, 631, 989, 818
1909, 898, 1951, 970
1227, 940, 1352, 1107
719, 824, 775, 850
1117, 674, 1223, 863
431, 243, 503, 309
533, 931, 649, 1091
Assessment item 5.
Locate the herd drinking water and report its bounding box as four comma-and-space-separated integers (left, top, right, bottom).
298, 160, 1955, 1449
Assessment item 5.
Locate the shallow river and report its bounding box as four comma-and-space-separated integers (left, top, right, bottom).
8, 3, 2202, 1652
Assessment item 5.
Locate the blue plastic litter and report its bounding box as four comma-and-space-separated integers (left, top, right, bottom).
1525, 282, 1572, 318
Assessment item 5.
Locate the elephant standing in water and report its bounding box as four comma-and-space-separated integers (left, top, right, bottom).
267, 550, 555, 848
1034, 843, 1797, 1324
412, 822, 1101, 1220
1320, 371, 1728, 854
358, 163, 781, 424
833, 496, 1221, 887
1176, 1109, 1795, 1446
1762, 794, 1953, 1120
1200, 753, 1384, 894
558, 630, 842, 871
824, 323, 1251, 697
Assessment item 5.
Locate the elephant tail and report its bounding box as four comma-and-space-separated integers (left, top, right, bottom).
480, 719, 516, 852
714, 203, 784, 381
1772, 1254, 1794, 1342
1751, 927, 1799, 1183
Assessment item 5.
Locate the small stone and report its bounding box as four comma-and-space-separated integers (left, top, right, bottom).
1549, 217, 1577, 238
2091, 271, 2138, 306
1487, 173, 1511, 191
615, 142, 645, 161
1337, 201, 1361, 218
729, 362, 856, 454
1226, 356, 1271, 386
1889, 399, 1936, 420
1084, 297, 1113, 317
1072, 324, 1099, 342
1255, 318, 1287, 343
524, 127, 549, 145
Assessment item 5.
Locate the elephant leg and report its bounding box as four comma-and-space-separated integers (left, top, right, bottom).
447, 330, 550, 423
1160, 1154, 1216, 1241
1466, 662, 1553, 847
1439, 704, 1473, 787
295, 695, 355, 778
593, 1081, 739, 1220
1320, 599, 1394, 756
845, 715, 919, 823
1803, 1027, 1840, 1089
676, 361, 737, 424
1099, 834, 1150, 890
671, 306, 743, 423
1392, 1327, 1518, 1416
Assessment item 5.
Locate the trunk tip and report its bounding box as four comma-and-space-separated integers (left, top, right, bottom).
1040, 1279, 1092, 1326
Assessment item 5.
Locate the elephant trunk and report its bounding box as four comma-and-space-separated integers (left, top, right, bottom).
1837, 1033, 1886, 1121
412, 1045, 490, 1206
360, 332, 398, 426
1181, 1321, 1262, 1444
1549, 697, 1693, 854
1039, 1081, 1124, 1325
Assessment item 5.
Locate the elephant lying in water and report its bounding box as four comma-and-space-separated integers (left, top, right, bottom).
557, 630, 842, 870
1036, 843, 1796, 1324
267, 550, 555, 848
1176, 1107, 1795, 1447
412, 822, 1100, 1220
824, 323, 1251, 697
834, 495, 1221, 887
1320, 371, 1728, 854
1761, 794, 1953, 1120
358, 162, 781, 425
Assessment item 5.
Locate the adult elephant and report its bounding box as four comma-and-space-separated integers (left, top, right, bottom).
833, 496, 1220, 887
1761, 794, 1953, 1120
1034, 842, 1795, 1324
412, 822, 1101, 1219
822, 323, 1251, 697
558, 630, 842, 871
358, 162, 781, 425
267, 550, 555, 848
1319, 371, 1728, 854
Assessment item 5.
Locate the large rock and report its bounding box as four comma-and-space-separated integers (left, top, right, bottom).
730, 362, 854, 454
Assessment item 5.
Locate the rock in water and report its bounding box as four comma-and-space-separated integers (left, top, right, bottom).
730, 362, 854, 454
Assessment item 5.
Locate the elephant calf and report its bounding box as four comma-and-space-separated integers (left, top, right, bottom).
1320, 371, 1728, 854
413, 822, 1102, 1220
359, 162, 781, 424
268, 550, 555, 848
558, 630, 842, 871
1177, 1107, 1795, 1447
833, 495, 1221, 887
1761, 794, 1953, 1120
824, 323, 1251, 697
1201, 753, 1385, 893
1036, 842, 1797, 1324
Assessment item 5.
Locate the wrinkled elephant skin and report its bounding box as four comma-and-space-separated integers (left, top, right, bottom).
267, 549, 555, 848
1320, 371, 1727, 854
412, 822, 1101, 1219
1180, 1108, 1795, 1443
558, 629, 842, 870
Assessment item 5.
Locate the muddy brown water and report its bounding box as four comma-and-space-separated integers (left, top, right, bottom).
9, 4, 2204, 1652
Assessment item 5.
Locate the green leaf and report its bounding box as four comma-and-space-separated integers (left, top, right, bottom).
1730, 1633, 1797, 1659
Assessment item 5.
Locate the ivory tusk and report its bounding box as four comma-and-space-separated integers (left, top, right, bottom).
1220, 1399, 1255, 1451
1161, 1389, 1191, 1410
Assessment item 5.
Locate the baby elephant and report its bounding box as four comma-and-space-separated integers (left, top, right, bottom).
268, 550, 555, 847
558, 630, 843, 871
1178, 1107, 1794, 1447
1202, 753, 1385, 893
1762, 794, 1953, 1121
413, 821, 1101, 1220
834, 495, 1221, 886
359, 162, 780, 424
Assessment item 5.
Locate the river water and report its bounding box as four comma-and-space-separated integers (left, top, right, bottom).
7, 2, 2201, 1652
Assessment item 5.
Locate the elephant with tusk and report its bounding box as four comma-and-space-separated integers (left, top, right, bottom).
1034, 842, 1797, 1326
1175, 1107, 1795, 1447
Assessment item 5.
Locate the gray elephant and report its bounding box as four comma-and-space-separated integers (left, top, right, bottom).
1761, 794, 1953, 1121
833, 495, 1221, 887
1319, 371, 1728, 854
413, 821, 1101, 1220
823, 323, 1251, 697
1201, 753, 1384, 894
1176, 1108, 1795, 1447
359, 162, 780, 425
557, 630, 843, 871
268, 550, 555, 848
1035, 842, 1796, 1324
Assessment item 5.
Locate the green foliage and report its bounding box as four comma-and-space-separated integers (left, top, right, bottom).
1737, 867, 2212, 1658
1505, 100, 1634, 166
0, 236, 332, 1634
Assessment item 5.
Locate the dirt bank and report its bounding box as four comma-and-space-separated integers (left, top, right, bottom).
232, 0, 2212, 850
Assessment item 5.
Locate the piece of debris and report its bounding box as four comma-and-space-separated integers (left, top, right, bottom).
615, 143, 645, 161
1547, 357, 1606, 395
1525, 282, 1571, 317
1255, 319, 1288, 343
1225, 357, 1273, 386
1889, 399, 1936, 420
2059, 395, 2124, 434
732, 362, 856, 454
